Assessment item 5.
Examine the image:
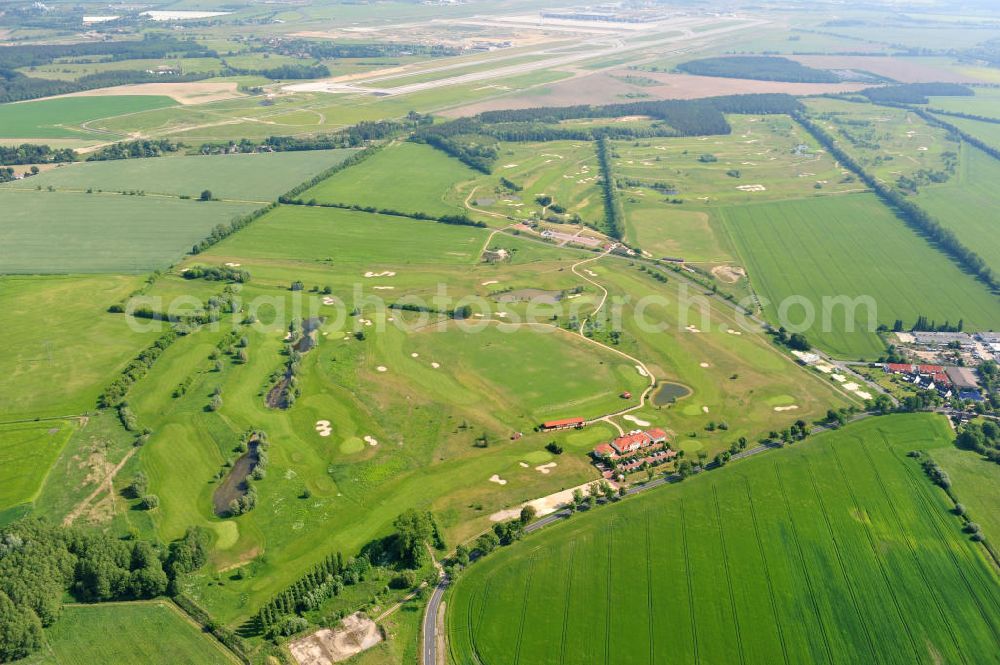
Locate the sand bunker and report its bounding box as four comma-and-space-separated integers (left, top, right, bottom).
372, 286, 394, 291
711, 265, 746, 284
623, 414, 651, 427
363, 435, 378, 446
635, 365, 648, 377
289, 612, 382, 665
519, 462, 530, 468
410, 353, 419, 358
376, 366, 387, 373
482, 280, 499, 286
774, 405, 799, 412
584, 269, 598, 277
815, 364, 834, 374
315, 420, 333, 437
430, 362, 440, 369
843, 382, 860, 391
686, 325, 702, 333
699, 362, 710, 368
701, 406, 710, 413
322, 297, 336, 305
489, 474, 508, 485
535, 462, 557, 474
832, 374, 846, 383
726, 329, 742, 336
224, 262, 241, 267
364, 271, 396, 278
856, 390, 873, 400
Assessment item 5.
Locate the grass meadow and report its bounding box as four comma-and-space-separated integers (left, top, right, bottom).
719, 193, 1000, 359
929, 88, 1000, 121
919, 145, 1000, 271
0, 420, 76, 522
930, 445, 1000, 549
22, 602, 239, 665
0, 275, 157, 419
447, 414, 1000, 665
1, 149, 356, 202
300, 141, 477, 215
0, 191, 259, 273
0, 96, 176, 139
947, 115, 1000, 151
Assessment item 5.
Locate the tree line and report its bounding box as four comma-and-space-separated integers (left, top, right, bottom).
0, 143, 75, 166
98, 331, 178, 408
0, 519, 212, 663
190, 204, 278, 255
595, 136, 625, 240
86, 139, 183, 162
794, 111, 996, 289
859, 82, 973, 104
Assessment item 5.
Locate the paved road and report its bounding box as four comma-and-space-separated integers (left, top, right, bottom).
422, 575, 449, 665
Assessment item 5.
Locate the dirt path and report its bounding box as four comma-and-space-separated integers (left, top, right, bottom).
63, 446, 137, 526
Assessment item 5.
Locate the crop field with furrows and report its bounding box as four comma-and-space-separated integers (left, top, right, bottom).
0, 149, 356, 202
447, 414, 1000, 665
0, 96, 176, 139
20, 602, 239, 665
719, 193, 1000, 359
0, 191, 260, 274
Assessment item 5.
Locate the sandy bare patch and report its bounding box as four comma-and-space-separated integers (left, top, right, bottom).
843, 382, 860, 391
623, 414, 650, 427
711, 265, 746, 284
815, 364, 834, 374
489, 479, 617, 523
773, 405, 799, 412
289, 613, 383, 665
790, 55, 982, 83
832, 374, 846, 383
535, 462, 557, 474
59, 80, 241, 105
489, 474, 508, 485
855, 390, 873, 400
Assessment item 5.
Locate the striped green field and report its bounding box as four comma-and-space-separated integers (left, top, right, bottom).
719, 193, 1000, 359
0, 420, 76, 522
447, 414, 1000, 665
0, 96, 176, 139
919, 145, 1000, 272
22, 602, 238, 665
1, 150, 355, 202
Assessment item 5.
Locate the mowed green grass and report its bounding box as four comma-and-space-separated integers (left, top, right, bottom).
720, 194, 1000, 359
946, 115, 1000, 151
0, 190, 259, 273
0, 96, 176, 139
0, 275, 157, 419
0, 420, 75, 517
22, 602, 239, 665
447, 414, 1000, 665
199, 204, 486, 266
929, 88, 1000, 121
1, 150, 356, 202
919, 145, 1000, 271
930, 444, 1000, 549
624, 205, 734, 264
300, 141, 477, 216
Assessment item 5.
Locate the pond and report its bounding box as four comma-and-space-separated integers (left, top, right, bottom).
652, 382, 691, 406
213, 439, 260, 517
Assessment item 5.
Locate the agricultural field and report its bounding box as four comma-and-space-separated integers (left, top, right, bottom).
805, 98, 958, 184
0, 96, 176, 140
720, 194, 1000, 359
1, 150, 356, 202
447, 413, 1000, 665
301, 142, 477, 216
0, 419, 76, 523
943, 115, 1000, 151
0, 191, 259, 273
918, 145, 1000, 272
928, 88, 1000, 120
20, 602, 239, 665
0, 275, 157, 419
452, 140, 606, 225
